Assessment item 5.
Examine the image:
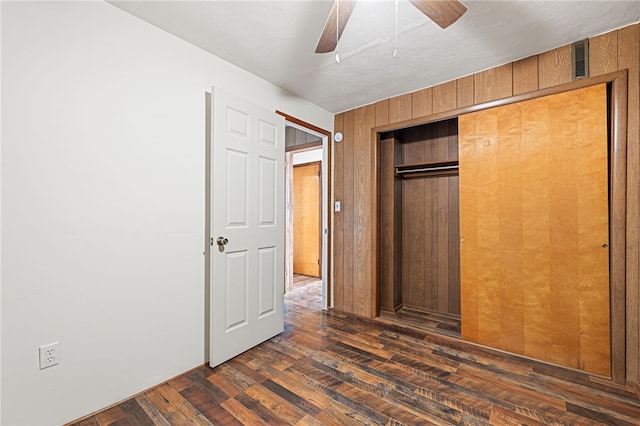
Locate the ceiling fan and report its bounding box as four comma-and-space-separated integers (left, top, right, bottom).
315, 0, 467, 54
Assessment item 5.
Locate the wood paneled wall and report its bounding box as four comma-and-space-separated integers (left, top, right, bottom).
285, 126, 322, 151
332, 24, 640, 386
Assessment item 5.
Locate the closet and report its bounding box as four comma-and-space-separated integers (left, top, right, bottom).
379, 118, 461, 324
378, 83, 613, 377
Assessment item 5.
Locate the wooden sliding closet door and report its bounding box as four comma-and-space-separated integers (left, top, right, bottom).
458, 84, 610, 376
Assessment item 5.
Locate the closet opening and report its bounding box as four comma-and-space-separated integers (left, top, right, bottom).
377, 117, 461, 338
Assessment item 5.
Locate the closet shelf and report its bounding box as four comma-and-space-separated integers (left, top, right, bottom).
395, 161, 459, 178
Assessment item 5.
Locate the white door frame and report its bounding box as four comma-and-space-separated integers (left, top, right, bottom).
285, 120, 331, 310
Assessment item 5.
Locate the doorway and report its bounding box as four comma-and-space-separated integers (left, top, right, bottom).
280, 114, 332, 310
293, 160, 322, 278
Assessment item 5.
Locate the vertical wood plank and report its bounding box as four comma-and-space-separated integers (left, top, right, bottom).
333, 113, 345, 311
474, 63, 513, 104
436, 124, 451, 313
342, 110, 355, 313
513, 56, 539, 95
458, 113, 480, 341
448, 173, 461, 315
379, 135, 395, 312
403, 178, 426, 310
433, 80, 457, 113
436, 173, 450, 314
590, 31, 618, 77
375, 99, 389, 127
353, 104, 376, 316
495, 103, 526, 357
618, 24, 640, 386
393, 141, 404, 311
538, 45, 573, 89
448, 119, 461, 316
412, 87, 433, 119
389, 93, 412, 124
457, 76, 474, 108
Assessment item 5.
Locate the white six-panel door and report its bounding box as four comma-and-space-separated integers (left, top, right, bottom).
209, 87, 285, 367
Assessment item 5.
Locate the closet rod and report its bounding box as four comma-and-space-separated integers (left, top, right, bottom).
395, 165, 459, 175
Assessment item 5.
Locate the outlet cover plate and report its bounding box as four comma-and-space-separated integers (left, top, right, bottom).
39, 342, 60, 369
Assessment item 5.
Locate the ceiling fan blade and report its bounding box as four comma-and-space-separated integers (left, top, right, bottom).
315, 0, 357, 53
409, 0, 467, 29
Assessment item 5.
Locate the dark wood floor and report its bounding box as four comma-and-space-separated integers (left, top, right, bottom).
378, 307, 461, 339
69, 279, 640, 425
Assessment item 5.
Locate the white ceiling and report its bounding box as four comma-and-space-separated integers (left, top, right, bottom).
109, 0, 640, 113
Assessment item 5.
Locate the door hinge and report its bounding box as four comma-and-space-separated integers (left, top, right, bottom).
210, 237, 214, 246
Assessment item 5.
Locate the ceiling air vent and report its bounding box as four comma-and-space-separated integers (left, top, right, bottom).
572, 39, 589, 80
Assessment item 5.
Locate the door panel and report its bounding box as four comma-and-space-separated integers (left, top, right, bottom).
293, 163, 321, 277
258, 246, 277, 317
226, 251, 248, 330
459, 84, 610, 376
210, 87, 285, 368
258, 157, 277, 225
226, 150, 248, 226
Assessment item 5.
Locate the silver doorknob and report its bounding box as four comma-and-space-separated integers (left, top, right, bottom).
216, 236, 229, 252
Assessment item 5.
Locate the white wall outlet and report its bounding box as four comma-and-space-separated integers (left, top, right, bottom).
39, 342, 60, 369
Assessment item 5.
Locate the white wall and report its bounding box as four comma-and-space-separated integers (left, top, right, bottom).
0, 1, 3, 422
293, 148, 323, 165
0, 2, 333, 425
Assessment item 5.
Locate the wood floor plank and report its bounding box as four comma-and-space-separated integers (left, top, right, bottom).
337, 383, 438, 426
68, 280, 640, 426
134, 395, 172, 426
144, 386, 202, 425
184, 367, 234, 405
565, 402, 639, 426
233, 392, 291, 424
167, 374, 194, 393
314, 402, 378, 426
244, 382, 309, 423
181, 389, 239, 426
117, 399, 157, 426
243, 357, 331, 412
245, 343, 298, 372
70, 418, 100, 426
488, 405, 550, 426
155, 383, 212, 426
220, 397, 271, 426
206, 363, 255, 398
94, 406, 127, 425
178, 373, 240, 425
294, 414, 327, 426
